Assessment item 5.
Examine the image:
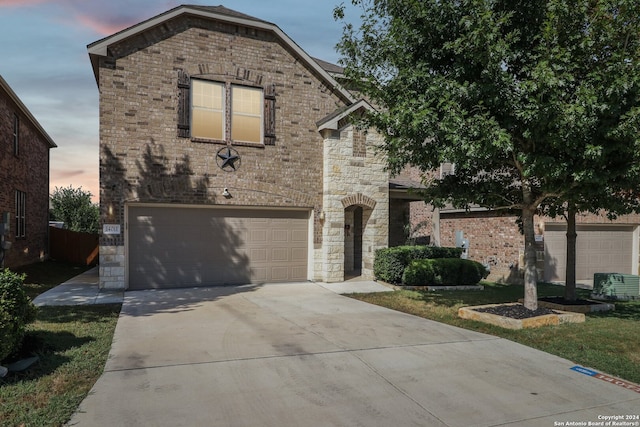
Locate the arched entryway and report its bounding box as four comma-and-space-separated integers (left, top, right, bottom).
344, 205, 363, 278
342, 193, 376, 280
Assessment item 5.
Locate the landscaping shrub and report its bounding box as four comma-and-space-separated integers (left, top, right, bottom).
374, 246, 463, 284
0, 269, 37, 362
402, 258, 487, 286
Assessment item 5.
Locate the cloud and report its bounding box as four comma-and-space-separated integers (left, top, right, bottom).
68, 1, 177, 36
0, 0, 48, 6
73, 13, 137, 36
51, 169, 85, 180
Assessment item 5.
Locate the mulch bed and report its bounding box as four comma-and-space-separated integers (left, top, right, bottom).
539, 297, 600, 306
474, 304, 557, 319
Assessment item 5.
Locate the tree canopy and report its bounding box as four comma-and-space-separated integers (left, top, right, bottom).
335, 0, 640, 309
50, 186, 99, 234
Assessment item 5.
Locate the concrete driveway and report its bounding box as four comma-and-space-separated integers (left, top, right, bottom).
68, 282, 639, 427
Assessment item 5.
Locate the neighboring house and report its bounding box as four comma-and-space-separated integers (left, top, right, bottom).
88, 5, 418, 290
0, 75, 57, 269
398, 165, 640, 284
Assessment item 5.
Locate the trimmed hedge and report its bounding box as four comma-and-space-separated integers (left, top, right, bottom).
374, 246, 463, 284
0, 269, 37, 362
402, 258, 488, 286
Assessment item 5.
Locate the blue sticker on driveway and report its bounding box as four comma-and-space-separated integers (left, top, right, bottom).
571, 365, 598, 376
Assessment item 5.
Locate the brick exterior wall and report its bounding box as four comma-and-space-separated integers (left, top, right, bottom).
95, 13, 352, 288
439, 211, 640, 283
439, 211, 528, 282
400, 167, 640, 283
0, 84, 52, 268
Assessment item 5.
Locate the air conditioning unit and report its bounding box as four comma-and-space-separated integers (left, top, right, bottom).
440, 162, 455, 179
592, 273, 640, 300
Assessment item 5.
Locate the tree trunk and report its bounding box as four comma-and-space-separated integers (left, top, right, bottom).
564, 204, 577, 301
521, 206, 539, 310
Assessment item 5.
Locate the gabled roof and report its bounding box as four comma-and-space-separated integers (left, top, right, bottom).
316, 99, 373, 131
0, 74, 57, 149
87, 4, 354, 104
312, 57, 345, 77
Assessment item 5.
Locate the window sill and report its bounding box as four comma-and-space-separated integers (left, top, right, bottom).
190, 138, 265, 149
232, 141, 265, 149
191, 137, 226, 145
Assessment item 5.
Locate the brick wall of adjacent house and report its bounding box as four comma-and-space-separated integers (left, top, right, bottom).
399, 166, 640, 283
439, 211, 529, 283
0, 88, 51, 268
440, 211, 640, 283
96, 16, 349, 287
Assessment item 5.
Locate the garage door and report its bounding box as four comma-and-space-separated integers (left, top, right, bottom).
544, 224, 635, 282
128, 205, 309, 289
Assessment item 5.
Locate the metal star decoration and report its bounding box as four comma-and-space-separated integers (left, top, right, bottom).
216, 147, 241, 172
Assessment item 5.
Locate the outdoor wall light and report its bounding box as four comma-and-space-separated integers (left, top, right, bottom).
319, 210, 325, 221
222, 188, 231, 198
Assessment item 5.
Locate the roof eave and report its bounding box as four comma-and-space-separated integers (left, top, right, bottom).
0, 75, 57, 149
87, 5, 355, 104
317, 99, 374, 131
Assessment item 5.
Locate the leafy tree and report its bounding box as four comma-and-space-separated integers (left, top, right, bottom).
335, 0, 640, 310
50, 186, 100, 234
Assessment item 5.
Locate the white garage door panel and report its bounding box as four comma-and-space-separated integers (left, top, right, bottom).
128, 206, 309, 289
544, 224, 635, 282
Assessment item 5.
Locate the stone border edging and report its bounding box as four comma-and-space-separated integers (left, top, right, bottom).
458, 303, 585, 330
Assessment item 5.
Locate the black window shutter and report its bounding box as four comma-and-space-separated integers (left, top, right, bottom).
177, 70, 190, 138
264, 83, 276, 145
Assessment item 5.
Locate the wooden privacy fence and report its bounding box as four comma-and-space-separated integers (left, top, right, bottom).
49, 226, 99, 266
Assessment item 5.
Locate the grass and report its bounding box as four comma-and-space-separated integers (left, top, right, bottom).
1, 261, 120, 427
14, 260, 94, 300
347, 282, 640, 384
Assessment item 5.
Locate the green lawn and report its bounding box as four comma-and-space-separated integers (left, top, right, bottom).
14, 260, 94, 300
1, 261, 120, 427
347, 282, 640, 384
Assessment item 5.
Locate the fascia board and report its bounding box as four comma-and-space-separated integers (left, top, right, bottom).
0, 75, 57, 148
87, 6, 355, 103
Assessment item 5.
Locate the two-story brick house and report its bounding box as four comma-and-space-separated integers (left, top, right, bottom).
398, 164, 640, 284
88, 5, 419, 290
0, 75, 57, 269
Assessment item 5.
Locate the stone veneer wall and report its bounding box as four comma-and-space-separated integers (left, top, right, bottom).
321, 127, 389, 282
95, 15, 349, 288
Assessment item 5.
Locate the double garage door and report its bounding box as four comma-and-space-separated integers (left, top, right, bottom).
128, 205, 309, 290
543, 224, 636, 282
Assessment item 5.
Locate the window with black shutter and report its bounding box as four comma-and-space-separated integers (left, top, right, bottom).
178, 71, 276, 146
264, 83, 276, 145
177, 70, 190, 138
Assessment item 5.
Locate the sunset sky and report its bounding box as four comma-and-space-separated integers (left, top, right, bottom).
0, 0, 359, 203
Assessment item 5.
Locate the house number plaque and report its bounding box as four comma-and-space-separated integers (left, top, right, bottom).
103, 224, 121, 235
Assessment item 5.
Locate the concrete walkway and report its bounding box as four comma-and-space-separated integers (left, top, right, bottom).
32, 268, 392, 307
32, 267, 124, 306
63, 282, 639, 427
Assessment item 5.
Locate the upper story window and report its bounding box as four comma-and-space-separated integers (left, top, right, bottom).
231, 85, 263, 144
192, 80, 225, 140
13, 113, 19, 156
177, 70, 276, 146
15, 190, 26, 239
